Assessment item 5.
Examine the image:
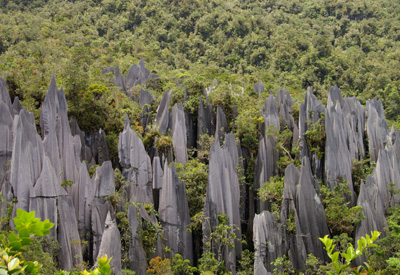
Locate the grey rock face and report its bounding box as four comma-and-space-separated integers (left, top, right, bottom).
203, 133, 241, 273
102, 60, 158, 94
280, 164, 307, 270
30, 156, 67, 198
324, 88, 355, 201
366, 98, 388, 163
152, 156, 164, 190
0, 78, 12, 110
354, 175, 387, 266
139, 88, 155, 108
158, 162, 193, 262
0, 101, 13, 189
254, 94, 280, 212
97, 212, 122, 275
40, 75, 79, 183
91, 198, 110, 263
295, 157, 329, 261
28, 156, 65, 238
215, 104, 228, 144
10, 109, 44, 211
343, 97, 365, 160
128, 205, 148, 274
11, 97, 22, 117
197, 96, 215, 144
299, 87, 325, 178
155, 90, 172, 134
70, 117, 110, 167
58, 195, 83, 270
93, 161, 115, 197
119, 116, 153, 203
254, 81, 265, 95
253, 211, 283, 273
170, 104, 188, 164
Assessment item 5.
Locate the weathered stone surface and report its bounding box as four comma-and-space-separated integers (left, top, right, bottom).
366, 98, 388, 163
215, 104, 228, 144
325, 88, 355, 202
28, 156, 63, 238
197, 96, 215, 144
354, 175, 387, 266
70, 117, 110, 167
183, 89, 197, 149
152, 156, 163, 190
158, 161, 193, 262
299, 87, 325, 178
253, 211, 283, 273
40, 75, 79, 183
155, 90, 172, 134
203, 133, 241, 273
254, 94, 280, 212
0, 78, 11, 110
97, 212, 122, 275
91, 198, 110, 263
102, 60, 158, 93
254, 81, 265, 95
58, 195, 83, 270
119, 116, 153, 203
295, 157, 329, 261
30, 156, 67, 197
10, 109, 44, 211
139, 88, 155, 108
280, 164, 307, 270
328, 85, 344, 108
76, 161, 94, 235
170, 104, 188, 164
128, 205, 147, 274
11, 97, 22, 117
373, 149, 400, 210
93, 161, 115, 197
0, 101, 13, 182
343, 97, 365, 160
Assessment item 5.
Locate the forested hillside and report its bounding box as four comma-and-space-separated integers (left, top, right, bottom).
1, 0, 400, 274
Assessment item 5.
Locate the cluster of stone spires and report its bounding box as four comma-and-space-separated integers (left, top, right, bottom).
0, 61, 399, 274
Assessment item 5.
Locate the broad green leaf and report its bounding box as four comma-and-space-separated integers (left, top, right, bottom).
7, 257, 21, 270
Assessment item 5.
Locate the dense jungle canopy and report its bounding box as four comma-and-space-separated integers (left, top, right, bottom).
2, 0, 400, 274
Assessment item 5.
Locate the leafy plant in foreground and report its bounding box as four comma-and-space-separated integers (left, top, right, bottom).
319, 231, 381, 275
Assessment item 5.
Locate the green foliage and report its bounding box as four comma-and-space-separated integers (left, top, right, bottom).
303, 113, 326, 160
0, 209, 54, 274
258, 175, 285, 216
200, 214, 238, 274
61, 180, 74, 187
175, 159, 208, 217
304, 254, 324, 275
286, 210, 296, 235
271, 255, 294, 275
154, 135, 173, 157
372, 206, 400, 273
237, 250, 254, 275
233, 109, 263, 152
320, 181, 365, 236
171, 254, 197, 275
319, 231, 381, 275
116, 211, 130, 269
135, 203, 163, 262
267, 125, 300, 172
22, 236, 60, 275
351, 159, 374, 194
80, 255, 113, 275
88, 165, 100, 178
